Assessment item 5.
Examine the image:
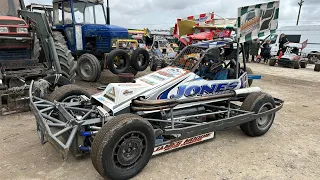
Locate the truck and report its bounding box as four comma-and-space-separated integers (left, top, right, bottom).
265, 25, 320, 63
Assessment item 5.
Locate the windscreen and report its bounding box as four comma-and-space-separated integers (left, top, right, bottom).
0, 0, 21, 17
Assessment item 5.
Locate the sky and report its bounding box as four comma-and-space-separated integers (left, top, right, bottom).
24, 0, 320, 30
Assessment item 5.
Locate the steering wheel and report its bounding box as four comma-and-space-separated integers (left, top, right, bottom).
183, 57, 197, 70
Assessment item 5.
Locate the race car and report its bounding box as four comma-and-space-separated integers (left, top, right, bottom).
269, 40, 308, 69
29, 39, 283, 180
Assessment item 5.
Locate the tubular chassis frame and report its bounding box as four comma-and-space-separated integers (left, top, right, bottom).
29, 81, 283, 159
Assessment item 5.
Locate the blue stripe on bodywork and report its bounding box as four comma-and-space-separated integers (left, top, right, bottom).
157, 78, 188, 99
248, 74, 262, 80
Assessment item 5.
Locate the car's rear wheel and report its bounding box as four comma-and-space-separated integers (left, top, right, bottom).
240, 92, 276, 137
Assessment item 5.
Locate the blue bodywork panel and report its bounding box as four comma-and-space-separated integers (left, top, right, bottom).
248, 74, 262, 80
53, 24, 128, 54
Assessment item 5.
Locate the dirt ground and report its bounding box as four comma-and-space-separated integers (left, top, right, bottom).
1, 63, 320, 180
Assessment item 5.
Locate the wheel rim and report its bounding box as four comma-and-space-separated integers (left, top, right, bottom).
256, 102, 274, 131
114, 56, 126, 69
80, 61, 93, 79
310, 55, 318, 63
113, 131, 147, 168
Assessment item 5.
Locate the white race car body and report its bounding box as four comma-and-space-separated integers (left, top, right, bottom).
92, 66, 249, 114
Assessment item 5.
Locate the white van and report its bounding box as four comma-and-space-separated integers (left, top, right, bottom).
264, 25, 320, 60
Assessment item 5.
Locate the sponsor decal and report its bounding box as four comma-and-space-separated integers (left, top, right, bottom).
153, 132, 214, 155
158, 71, 174, 78
150, 74, 166, 81
118, 84, 142, 87
140, 78, 157, 85
169, 82, 239, 99
123, 90, 133, 95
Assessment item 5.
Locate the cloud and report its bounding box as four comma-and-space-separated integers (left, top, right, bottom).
22, 0, 320, 29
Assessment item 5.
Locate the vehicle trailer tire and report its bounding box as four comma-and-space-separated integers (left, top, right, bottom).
47, 84, 91, 102
240, 92, 276, 137
91, 114, 155, 180
131, 48, 150, 71
107, 49, 131, 74
77, 53, 102, 82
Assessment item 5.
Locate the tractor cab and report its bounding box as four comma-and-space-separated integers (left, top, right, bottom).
51, 0, 128, 56
26, 3, 53, 25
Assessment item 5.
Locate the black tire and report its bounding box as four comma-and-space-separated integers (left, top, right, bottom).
240, 92, 276, 137
91, 114, 155, 180
52, 31, 67, 49
54, 42, 77, 81
300, 61, 307, 68
308, 55, 319, 64
269, 59, 276, 66
107, 49, 131, 74
77, 53, 101, 82
246, 67, 253, 87
126, 67, 138, 76
43, 75, 72, 93
47, 84, 91, 102
293, 61, 300, 69
131, 48, 150, 71
314, 63, 320, 72
256, 58, 261, 63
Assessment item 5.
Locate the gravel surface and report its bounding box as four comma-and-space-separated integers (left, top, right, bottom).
0, 63, 319, 180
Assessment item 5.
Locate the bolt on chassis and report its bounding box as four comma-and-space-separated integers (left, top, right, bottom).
29, 40, 284, 180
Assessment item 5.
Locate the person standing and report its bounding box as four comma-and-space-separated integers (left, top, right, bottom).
262, 40, 271, 63
244, 41, 250, 62
279, 33, 289, 55
250, 38, 260, 62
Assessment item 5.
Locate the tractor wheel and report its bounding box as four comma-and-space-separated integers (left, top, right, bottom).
131, 48, 150, 71
91, 114, 155, 180
52, 31, 67, 48
77, 53, 102, 82
246, 67, 253, 87
47, 84, 91, 102
293, 61, 300, 69
300, 61, 307, 68
314, 63, 320, 72
54, 42, 77, 81
269, 59, 276, 66
107, 49, 131, 74
240, 92, 276, 137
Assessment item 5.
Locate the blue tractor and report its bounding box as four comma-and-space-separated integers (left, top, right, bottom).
50, 0, 150, 82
